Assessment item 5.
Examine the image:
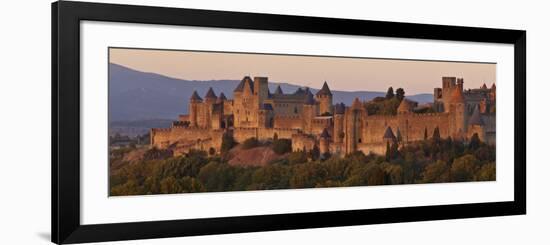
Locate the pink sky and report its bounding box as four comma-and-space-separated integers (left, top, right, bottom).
110, 48, 496, 94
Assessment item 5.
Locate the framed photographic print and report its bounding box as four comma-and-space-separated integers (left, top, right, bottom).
52, 1, 526, 244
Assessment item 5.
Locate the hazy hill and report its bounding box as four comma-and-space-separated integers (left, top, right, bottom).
109, 63, 433, 122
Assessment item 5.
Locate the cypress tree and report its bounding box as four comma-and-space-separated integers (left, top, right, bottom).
385, 141, 391, 161
386, 87, 395, 100
433, 126, 441, 143
470, 133, 481, 150
424, 127, 428, 140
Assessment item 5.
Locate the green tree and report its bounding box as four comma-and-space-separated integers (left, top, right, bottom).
289, 151, 308, 164
451, 154, 480, 182
220, 133, 237, 153
308, 145, 320, 161
272, 138, 292, 155
390, 142, 399, 160
469, 133, 481, 150
289, 163, 326, 188
197, 162, 235, 192
251, 164, 289, 189
424, 127, 428, 140
381, 162, 404, 184
432, 126, 441, 143
475, 162, 496, 181
385, 141, 391, 161
396, 88, 405, 101
422, 160, 449, 183
386, 86, 395, 100
242, 137, 260, 149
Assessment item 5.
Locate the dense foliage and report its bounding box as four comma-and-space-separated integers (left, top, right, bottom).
363, 86, 406, 115
110, 133, 495, 196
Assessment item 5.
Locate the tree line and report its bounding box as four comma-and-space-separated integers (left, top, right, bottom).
109, 132, 495, 196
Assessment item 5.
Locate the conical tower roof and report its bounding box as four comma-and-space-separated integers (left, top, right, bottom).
204, 87, 217, 100
468, 105, 484, 125
234, 76, 253, 92
274, 85, 283, 95
217, 92, 227, 103
316, 81, 332, 96
491, 83, 496, 90
304, 90, 315, 105
383, 127, 396, 141
449, 86, 465, 103
320, 128, 331, 138
482, 83, 488, 89
397, 99, 413, 113
190, 90, 202, 102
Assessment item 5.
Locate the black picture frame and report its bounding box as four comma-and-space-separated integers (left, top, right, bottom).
52, 1, 526, 244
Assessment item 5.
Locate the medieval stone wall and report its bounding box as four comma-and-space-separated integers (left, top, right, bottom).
152, 76, 495, 158
273, 115, 303, 129
151, 126, 223, 153
292, 133, 316, 152
233, 127, 299, 143
223, 100, 234, 116
356, 142, 387, 155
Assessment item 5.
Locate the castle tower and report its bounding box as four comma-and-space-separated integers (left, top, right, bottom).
345, 98, 365, 153
442, 76, 457, 113
258, 103, 274, 128
319, 128, 331, 157
457, 78, 464, 91
302, 91, 316, 134
217, 92, 227, 104
204, 87, 217, 103
189, 91, 202, 127
467, 105, 485, 141
203, 87, 217, 128
253, 77, 269, 107
233, 76, 254, 128
448, 86, 466, 140
479, 98, 488, 114
316, 81, 333, 115
333, 103, 346, 143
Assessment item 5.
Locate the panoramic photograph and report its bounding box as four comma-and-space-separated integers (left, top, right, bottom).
108, 48, 497, 196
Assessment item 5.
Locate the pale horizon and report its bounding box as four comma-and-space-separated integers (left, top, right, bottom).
109, 48, 496, 95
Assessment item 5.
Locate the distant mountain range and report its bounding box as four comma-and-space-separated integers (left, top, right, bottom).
109, 63, 433, 122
